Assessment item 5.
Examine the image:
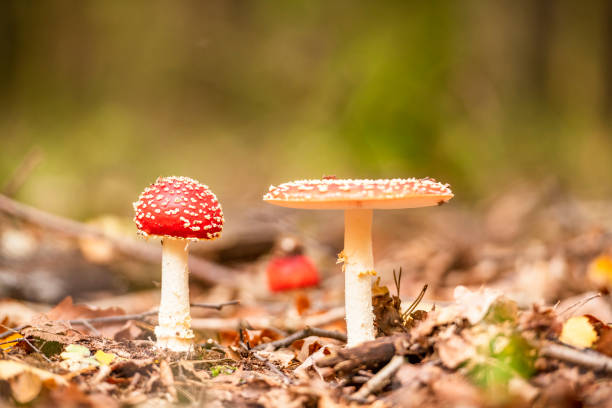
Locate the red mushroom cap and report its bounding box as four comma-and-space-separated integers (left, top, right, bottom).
266, 254, 320, 292
263, 178, 453, 210
133, 176, 223, 240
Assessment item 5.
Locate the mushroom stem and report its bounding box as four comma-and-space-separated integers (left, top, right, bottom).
155, 238, 195, 351
343, 209, 375, 347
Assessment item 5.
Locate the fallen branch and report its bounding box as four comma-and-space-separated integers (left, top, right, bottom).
316, 334, 410, 376
0, 301, 240, 338
0, 193, 238, 286
67, 301, 240, 326
190, 300, 240, 311
351, 355, 405, 401
541, 343, 612, 374
253, 327, 347, 351
191, 306, 345, 332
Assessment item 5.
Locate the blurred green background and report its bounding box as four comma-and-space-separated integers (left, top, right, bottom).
1, 1, 611, 218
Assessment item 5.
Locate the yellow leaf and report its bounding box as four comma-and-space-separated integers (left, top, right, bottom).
587, 255, 612, 287
94, 350, 116, 365
560, 316, 598, 348
0, 333, 23, 351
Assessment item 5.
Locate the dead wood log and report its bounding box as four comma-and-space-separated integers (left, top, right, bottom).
0, 193, 238, 286
315, 334, 410, 376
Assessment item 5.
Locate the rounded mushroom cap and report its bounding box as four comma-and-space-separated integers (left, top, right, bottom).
133, 176, 224, 240
266, 254, 320, 292
263, 178, 453, 210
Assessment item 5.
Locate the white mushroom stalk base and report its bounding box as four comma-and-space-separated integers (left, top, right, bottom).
343, 209, 376, 347
155, 238, 195, 352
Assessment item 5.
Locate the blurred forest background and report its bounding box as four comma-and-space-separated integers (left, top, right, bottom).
1, 1, 611, 219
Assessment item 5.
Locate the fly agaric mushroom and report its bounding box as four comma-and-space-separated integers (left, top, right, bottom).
263, 178, 453, 346
133, 176, 223, 351
267, 237, 320, 292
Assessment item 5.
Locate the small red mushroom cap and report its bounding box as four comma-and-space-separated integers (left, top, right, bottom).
133, 176, 223, 240
266, 254, 320, 292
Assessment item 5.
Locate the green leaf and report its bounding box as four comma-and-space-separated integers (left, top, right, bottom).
468, 332, 535, 389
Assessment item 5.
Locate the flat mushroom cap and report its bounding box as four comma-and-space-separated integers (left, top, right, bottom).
133, 176, 224, 240
263, 178, 453, 210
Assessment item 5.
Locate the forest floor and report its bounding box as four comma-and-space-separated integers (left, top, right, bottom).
0, 182, 611, 407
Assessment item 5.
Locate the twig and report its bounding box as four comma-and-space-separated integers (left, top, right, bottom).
253, 327, 346, 351
540, 343, 612, 374
0, 300, 240, 338
67, 301, 239, 326
0, 338, 26, 346
393, 268, 402, 298
402, 284, 428, 320
0, 193, 238, 286
68, 311, 157, 326
191, 306, 345, 332
351, 355, 405, 401
0, 324, 26, 340
76, 319, 101, 336
316, 334, 409, 376
557, 293, 602, 317
190, 300, 240, 310
0, 324, 51, 363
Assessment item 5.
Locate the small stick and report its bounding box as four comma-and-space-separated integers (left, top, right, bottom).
76, 319, 101, 336
0, 300, 240, 338
67, 300, 239, 326
0, 324, 51, 363
190, 300, 240, 310
402, 284, 428, 320
557, 293, 602, 317
68, 311, 157, 325
0, 324, 26, 340
351, 355, 405, 401
191, 306, 346, 332
253, 327, 346, 351
541, 343, 612, 374
0, 338, 26, 346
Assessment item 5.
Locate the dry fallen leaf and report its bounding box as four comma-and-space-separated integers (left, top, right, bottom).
257, 349, 295, 368
45, 296, 127, 337
296, 337, 323, 363
437, 334, 476, 369
428, 286, 503, 328
559, 314, 612, 356
0, 332, 23, 351
560, 316, 599, 348
0, 360, 65, 385
294, 293, 311, 316
94, 350, 117, 365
